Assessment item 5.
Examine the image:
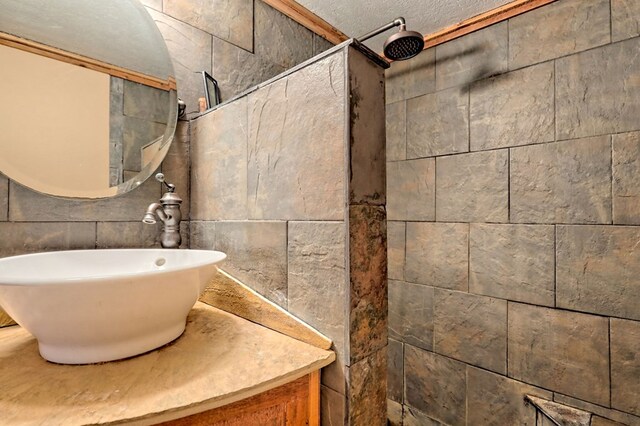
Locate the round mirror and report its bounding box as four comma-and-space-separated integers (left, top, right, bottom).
0, 0, 177, 198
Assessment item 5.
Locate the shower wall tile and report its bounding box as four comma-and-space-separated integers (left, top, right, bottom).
188, 220, 216, 249
321, 385, 346, 426
435, 150, 508, 223
212, 36, 286, 102
147, 8, 212, 116
191, 99, 248, 220
404, 346, 466, 426
386, 158, 435, 221
404, 222, 468, 291
434, 290, 507, 374
255, 0, 313, 70
611, 0, 640, 42
467, 367, 553, 425
247, 54, 345, 221
508, 0, 610, 69
348, 49, 386, 206
469, 224, 555, 306
387, 400, 403, 425
123, 80, 171, 123
403, 406, 443, 426
163, 0, 253, 51
470, 62, 554, 151
388, 280, 434, 351
96, 221, 161, 248
349, 205, 387, 363
435, 22, 508, 91
386, 101, 406, 162
510, 136, 612, 224
406, 86, 469, 158
556, 37, 640, 140
387, 339, 404, 402
162, 120, 190, 219
214, 221, 287, 307
508, 302, 610, 406
313, 34, 334, 56
0, 222, 96, 258
385, 47, 435, 104
556, 225, 640, 321
612, 131, 640, 225
347, 347, 387, 426
553, 394, 640, 426
8, 179, 161, 222
610, 318, 640, 416
287, 221, 347, 393
0, 174, 7, 221
387, 221, 405, 280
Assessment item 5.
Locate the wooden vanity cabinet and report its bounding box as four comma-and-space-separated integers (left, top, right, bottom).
160, 370, 320, 426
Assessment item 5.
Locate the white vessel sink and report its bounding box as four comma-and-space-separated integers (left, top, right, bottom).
0, 249, 226, 364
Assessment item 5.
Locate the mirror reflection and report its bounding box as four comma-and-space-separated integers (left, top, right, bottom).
0, 0, 177, 198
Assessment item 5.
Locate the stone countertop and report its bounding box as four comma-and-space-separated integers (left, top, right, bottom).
0, 302, 335, 425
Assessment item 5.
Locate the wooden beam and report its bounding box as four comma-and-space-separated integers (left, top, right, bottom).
261, 0, 349, 45
422, 0, 559, 50
0, 31, 176, 91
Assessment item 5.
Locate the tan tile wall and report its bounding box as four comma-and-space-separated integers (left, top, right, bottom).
386, 0, 640, 424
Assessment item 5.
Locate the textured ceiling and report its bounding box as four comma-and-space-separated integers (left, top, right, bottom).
296, 0, 513, 52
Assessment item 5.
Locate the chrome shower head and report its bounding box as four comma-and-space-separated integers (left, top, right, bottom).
357, 17, 424, 61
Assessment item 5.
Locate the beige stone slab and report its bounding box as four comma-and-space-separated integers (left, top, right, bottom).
0, 302, 334, 425
0, 309, 15, 327
613, 131, 640, 225
508, 0, 610, 69
554, 394, 640, 426
388, 399, 403, 425
610, 318, 640, 416
0, 174, 7, 221
200, 268, 332, 351
612, 0, 640, 42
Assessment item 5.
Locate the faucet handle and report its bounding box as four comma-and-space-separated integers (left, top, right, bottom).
155, 173, 175, 193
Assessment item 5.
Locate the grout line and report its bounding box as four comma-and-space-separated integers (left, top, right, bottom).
508, 149, 511, 223
553, 59, 557, 142
609, 0, 613, 43
610, 135, 614, 224
608, 317, 612, 407
506, 302, 509, 376
554, 225, 557, 308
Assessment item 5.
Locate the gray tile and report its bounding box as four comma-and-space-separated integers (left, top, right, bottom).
147, 8, 212, 116
347, 348, 387, 425
386, 101, 406, 162
161, 120, 190, 219
215, 221, 287, 307
404, 346, 466, 426
163, 0, 253, 51
190, 99, 248, 220
556, 37, 640, 140
510, 136, 612, 224
405, 222, 468, 291
247, 54, 345, 220
321, 385, 346, 426
255, 0, 313, 69
123, 80, 171, 123
470, 62, 554, 151
436, 22, 508, 90
0, 222, 95, 258
612, 0, 640, 42
387, 339, 403, 403
434, 290, 507, 374
387, 158, 435, 221
508, 302, 610, 406
389, 280, 434, 351
313, 34, 334, 56
469, 224, 555, 306
348, 205, 387, 363
9, 178, 161, 222
611, 318, 640, 416
348, 49, 386, 206
288, 221, 347, 393
613, 132, 640, 224
557, 225, 640, 321
96, 221, 161, 248
212, 36, 286, 102
122, 116, 166, 172
467, 367, 553, 426
188, 221, 215, 250
387, 221, 405, 281
0, 174, 7, 221
436, 150, 509, 223
406, 87, 469, 158
385, 48, 435, 104
508, 0, 610, 69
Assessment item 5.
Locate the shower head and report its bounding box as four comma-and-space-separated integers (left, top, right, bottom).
357, 17, 424, 61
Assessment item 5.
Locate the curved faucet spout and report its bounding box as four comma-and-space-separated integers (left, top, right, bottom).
143, 202, 169, 224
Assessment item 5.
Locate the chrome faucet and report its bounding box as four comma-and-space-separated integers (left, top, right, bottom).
143, 173, 182, 248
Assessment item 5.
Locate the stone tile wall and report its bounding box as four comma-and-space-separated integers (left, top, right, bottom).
386, 0, 640, 424
0, 0, 334, 324
190, 44, 388, 425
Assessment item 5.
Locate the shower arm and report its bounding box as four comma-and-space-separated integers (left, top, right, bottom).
357, 17, 406, 42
